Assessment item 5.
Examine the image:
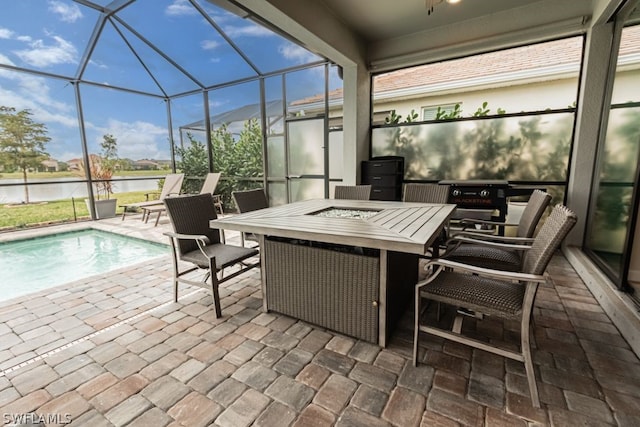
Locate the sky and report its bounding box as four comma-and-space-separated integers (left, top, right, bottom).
0, 0, 332, 163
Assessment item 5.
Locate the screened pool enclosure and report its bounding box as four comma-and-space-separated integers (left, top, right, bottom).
1, 0, 640, 300
0, 0, 343, 222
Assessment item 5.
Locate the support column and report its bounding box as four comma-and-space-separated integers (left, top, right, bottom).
341, 64, 371, 185
565, 22, 615, 245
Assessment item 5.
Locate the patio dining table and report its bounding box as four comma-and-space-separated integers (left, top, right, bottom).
211, 198, 456, 347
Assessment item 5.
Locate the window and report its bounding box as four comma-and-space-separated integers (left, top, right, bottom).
422, 103, 461, 120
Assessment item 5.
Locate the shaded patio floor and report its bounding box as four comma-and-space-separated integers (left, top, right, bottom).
1, 213, 640, 426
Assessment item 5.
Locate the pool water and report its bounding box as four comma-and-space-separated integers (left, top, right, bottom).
0, 229, 168, 301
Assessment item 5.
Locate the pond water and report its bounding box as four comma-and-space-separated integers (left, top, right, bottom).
0, 177, 159, 204
0, 229, 168, 301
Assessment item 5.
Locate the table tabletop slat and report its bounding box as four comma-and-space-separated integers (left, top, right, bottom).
212, 199, 456, 255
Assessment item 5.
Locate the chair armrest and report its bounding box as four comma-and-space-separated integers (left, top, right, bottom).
164, 231, 213, 256
455, 218, 518, 235
449, 235, 533, 251
163, 231, 211, 245
422, 258, 547, 284
449, 232, 535, 244
458, 218, 518, 227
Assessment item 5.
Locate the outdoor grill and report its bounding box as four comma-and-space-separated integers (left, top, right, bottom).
441, 179, 510, 211
439, 180, 541, 234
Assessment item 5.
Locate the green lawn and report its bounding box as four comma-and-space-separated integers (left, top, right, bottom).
0, 191, 154, 230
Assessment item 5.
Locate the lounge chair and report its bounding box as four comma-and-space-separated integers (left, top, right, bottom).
414, 204, 577, 408
199, 172, 224, 215
163, 193, 260, 317
334, 185, 372, 200
120, 173, 184, 220
142, 173, 222, 227
199, 172, 221, 196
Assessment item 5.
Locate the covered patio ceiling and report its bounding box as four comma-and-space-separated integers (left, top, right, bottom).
235, 0, 626, 71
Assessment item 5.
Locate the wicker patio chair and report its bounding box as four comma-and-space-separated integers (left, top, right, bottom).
442, 190, 552, 272
163, 193, 259, 318
334, 185, 372, 200
454, 189, 551, 237
403, 183, 451, 256
120, 173, 184, 220
402, 183, 450, 203
414, 204, 577, 408
232, 188, 269, 247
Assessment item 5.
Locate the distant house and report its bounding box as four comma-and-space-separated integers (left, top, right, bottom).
40, 159, 59, 172
133, 159, 160, 170
154, 159, 172, 169
67, 158, 83, 171
292, 28, 640, 123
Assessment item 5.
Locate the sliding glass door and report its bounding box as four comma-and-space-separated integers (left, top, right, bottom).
585, 17, 640, 292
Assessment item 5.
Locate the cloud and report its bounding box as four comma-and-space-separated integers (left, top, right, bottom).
0, 65, 84, 162
202, 39, 222, 63
96, 119, 169, 160
0, 53, 16, 68
0, 73, 76, 126
14, 34, 78, 67
201, 40, 221, 50
223, 24, 273, 38
166, 0, 197, 16
0, 28, 34, 44
0, 85, 31, 110
279, 42, 320, 64
0, 27, 14, 39
88, 59, 108, 70
48, 1, 83, 23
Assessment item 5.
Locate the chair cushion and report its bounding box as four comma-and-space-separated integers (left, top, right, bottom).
182, 243, 258, 270
446, 243, 521, 272
420, 271, 525, 317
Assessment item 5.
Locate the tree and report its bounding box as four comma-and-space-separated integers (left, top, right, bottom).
176, 119, 264, 208
0, 106, 50, 203
96, 133, 119, 199
75, 133, 119, 199
176, 136, 209, 194
210, 119, 263, 207
58, 161, 69, 172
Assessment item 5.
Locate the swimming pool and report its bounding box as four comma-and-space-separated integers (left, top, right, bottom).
0, 229, 168, 301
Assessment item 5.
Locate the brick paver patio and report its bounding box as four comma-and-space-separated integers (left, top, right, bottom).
1, 215, 639, 426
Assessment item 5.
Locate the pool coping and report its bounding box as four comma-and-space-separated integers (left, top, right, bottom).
0, 220, 169, 245
0, 222, 93, 243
